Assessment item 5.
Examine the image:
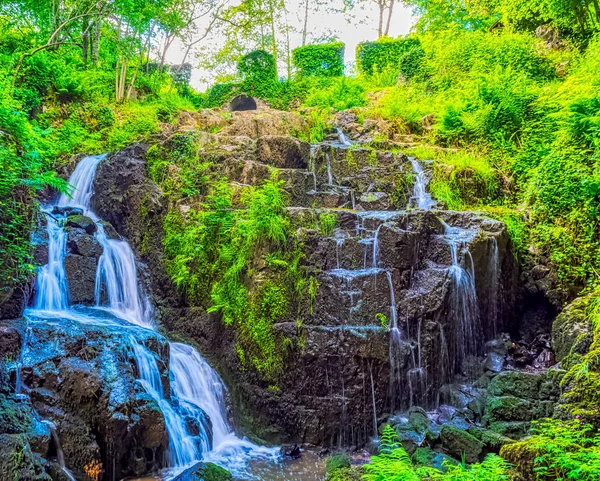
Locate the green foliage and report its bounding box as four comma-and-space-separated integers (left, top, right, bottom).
292, 42, 345, 78
319, 212, 338, 236
356, 37, 421, 77
501, 418, 600, 481
203, 83, 241, 108
238, 50, 278, 98
303, 77, 367, 111
364, 425, 511, 480
147, 132, 212, 198
163, 172, 310, 379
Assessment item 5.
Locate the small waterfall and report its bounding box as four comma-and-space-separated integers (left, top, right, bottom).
95, 224, 152, 328
442, 222, 481, 374
372, 224, 383, 268
326, 153, 334, 185
58, 153, 107, 210
488, 237, 500, 336
132, 340, 199, 467
368, 362, 378, 438
336, 128, 353, 146
33, 215, 69, 311
45, 422, 76, 481
410, 159, 435, 210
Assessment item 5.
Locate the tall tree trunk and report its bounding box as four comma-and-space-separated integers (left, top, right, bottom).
302, 0, 310, 46
82, 18, 89, 64
384, 0, 395, 36
268, 0, 278, 73
378, 1, 384, 37
91, 20, 100, 66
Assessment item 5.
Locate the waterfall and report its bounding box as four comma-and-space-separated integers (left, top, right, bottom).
46, 422, 77, 481
28, 154, 278, 476
132, 340, 199, 467
410, 159, 435, 210
33, 216, 69, 311
442, 222, 481, 374
326, 153, 334, 185
95, 224, 153, 328
488, 237, 500, 336
336, 128, 353, 146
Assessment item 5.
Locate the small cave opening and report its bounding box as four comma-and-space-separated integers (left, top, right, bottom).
229, 94, 257, 112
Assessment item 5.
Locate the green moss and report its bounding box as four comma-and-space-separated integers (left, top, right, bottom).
326, 454, 351, 473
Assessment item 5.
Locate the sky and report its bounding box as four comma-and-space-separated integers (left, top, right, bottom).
166, 0, 416, 91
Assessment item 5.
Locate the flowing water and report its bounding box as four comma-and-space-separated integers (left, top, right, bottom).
441, 221, 482, 374
26, 154, 281, 479
410, 158, 435, 210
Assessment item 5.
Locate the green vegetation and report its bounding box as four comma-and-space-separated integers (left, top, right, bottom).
360, 426, 512, 481
163, 172, 309, 379
292, 42, 345, 78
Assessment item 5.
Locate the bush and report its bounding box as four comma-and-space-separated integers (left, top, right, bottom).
356, 37, 421, 76
292, 42, 345, 78
238, 49, 278, 98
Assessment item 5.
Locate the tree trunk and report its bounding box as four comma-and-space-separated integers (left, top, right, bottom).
378, 1, 384, 37
302, 0, 310, 46
91, 20, 100, 66
82, 18, 89, 64
384, 0, 395, 36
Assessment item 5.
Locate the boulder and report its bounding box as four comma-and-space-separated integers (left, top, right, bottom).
487, 371, 543, 400
412, 447, 459, 471
65, 215, 97, 235
171, 461, 232, 481
484, 396, 534, 422
552, 296, 593, 364
66, 229, 102, 257
440, 425, 484, 463
257, 135, 310, 169
64, 255, 98, 305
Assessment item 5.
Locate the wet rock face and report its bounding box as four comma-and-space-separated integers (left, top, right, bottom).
257, 136, 310, 169
91, 140, 522, 449
17, 312, 170, 480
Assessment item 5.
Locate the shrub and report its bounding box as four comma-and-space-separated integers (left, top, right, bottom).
356, 37, 421, 76
238, 50, 278, 98
292, 42, 345, 78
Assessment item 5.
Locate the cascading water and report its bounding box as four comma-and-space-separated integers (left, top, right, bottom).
33, 215, 69, 311
27, 154, 279, 478
410, 158, 435, 210
336, 128, 353, 146
442, 221, 481, 374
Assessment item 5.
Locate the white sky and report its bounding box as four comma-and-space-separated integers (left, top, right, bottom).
165, 1, 416, 91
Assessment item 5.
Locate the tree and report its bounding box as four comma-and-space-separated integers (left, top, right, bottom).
344, 0, 397, 37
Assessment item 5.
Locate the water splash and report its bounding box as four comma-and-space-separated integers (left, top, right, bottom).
336, 128, 353, 146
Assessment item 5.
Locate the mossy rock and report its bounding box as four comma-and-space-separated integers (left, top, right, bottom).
552, 295, 593, 365
172, 462, 232, 481
326, 454, 351, 473
325, 467, 362, 481
489, 421, 531, 439
467, 426, 514, 449
65, 215, 97, 235
499, 440, 540, 481
487, 371, 543, 400
484, 396, 534, 423
440, 425, 484, 463
0, 433, 51, 481
412, 447, 459, 472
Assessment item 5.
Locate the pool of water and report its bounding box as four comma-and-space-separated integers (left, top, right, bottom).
243, 451, 327, 481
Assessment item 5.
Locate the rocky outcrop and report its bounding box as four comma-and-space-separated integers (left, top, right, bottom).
90, 123, 526, 450
11, 311, 171, 480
